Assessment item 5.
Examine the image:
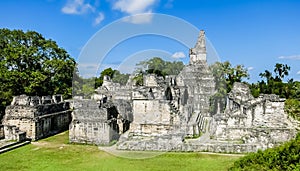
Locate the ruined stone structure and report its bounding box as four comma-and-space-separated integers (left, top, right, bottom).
116, 31, 215, 150
69, 99, 123, 145
2, 95, 71, 141
70, 30, 215, 148
69, 30, 299, 153
69, 76, 133, 145
210, 82, 298, 149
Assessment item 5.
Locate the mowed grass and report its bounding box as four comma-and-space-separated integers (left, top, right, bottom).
0, 132, 241, 171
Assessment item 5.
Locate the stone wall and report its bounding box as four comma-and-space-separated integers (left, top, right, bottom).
69, 99, 120, 145
181, 143, 259, 153
2, 95, 71, 141
3, 125, 26, 142
70, 121, 118, 145
117, 139, 260, 153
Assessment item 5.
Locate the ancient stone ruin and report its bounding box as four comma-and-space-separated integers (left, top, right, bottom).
69, 30, 299, 153
1, 94, 71, 141
210, 82, 298, 150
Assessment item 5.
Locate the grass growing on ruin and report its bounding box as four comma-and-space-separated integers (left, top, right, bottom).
0, 131, 241, 171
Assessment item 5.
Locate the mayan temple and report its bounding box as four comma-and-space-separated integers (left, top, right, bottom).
67, 30, 299, 153
1, 30, 297, 153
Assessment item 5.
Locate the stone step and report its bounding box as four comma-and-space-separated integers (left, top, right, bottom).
0, 141, 31, 154
0, 141, 19, 151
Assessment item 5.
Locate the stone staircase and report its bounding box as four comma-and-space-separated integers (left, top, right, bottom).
0, 140, 31, 154
168, 101, 184, 124
169, 102, 179, 114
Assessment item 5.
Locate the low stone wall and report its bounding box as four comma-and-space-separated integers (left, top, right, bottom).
180, 143, 259, 153
117, 134, 184, 151
213, 126, 296, 146
117, 140, 261, 153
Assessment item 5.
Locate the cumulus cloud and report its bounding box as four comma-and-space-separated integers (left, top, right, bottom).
94, 12, 105, 25
172, 52, 186, 59
62, 0, 105, 26
278, 55, 300, 60
297, 71, 300, 75
112, 0, 158, 24
113, 0, 156, 14
61, 0, 95, 14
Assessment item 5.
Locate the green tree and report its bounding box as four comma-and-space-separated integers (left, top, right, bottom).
209, 61, 249, 113
274, 63, 290, 82
95, 68, 115, 88
211, 61, 249, 92
292, 81, 300, 99
255, 63, 293, 98
133, 71, 144, 86
0, 28, 75, 117
209, 62, 228, 113
132, 57, 184, 86
94, 68, 130, 87
112, 70, 130, 85
135, 57, 184, 77
229, 132, 300, 170
285, 99, 300, 120
258, 70, 274, 94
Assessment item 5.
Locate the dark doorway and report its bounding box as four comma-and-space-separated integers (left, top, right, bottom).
165, 87, 173, 101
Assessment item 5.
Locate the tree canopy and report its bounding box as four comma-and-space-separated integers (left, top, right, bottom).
209, 61, 249, 113
0, 28, 75, 117
94, 68, 130, 88
132, 57, 185, 86
135, 57, 185, 77
250, 63, 298, 99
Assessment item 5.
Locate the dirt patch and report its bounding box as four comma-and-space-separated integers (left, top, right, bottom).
31, 141, 68, 149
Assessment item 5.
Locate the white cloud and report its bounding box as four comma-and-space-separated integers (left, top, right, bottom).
94, 12, 105, 25
278, 55, 300, 60
247, 66, 254, 71
297, 71, 300, 75
122, 13, 153, 24
112, 0, 158, 24
172, 52, 186, 59
61, 0, 94, 15
113, 0, 156, 14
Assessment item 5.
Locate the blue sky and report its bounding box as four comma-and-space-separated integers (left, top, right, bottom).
1, 0, 300, 82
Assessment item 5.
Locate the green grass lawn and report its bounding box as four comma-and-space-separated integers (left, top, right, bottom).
0, 132, 241, 171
